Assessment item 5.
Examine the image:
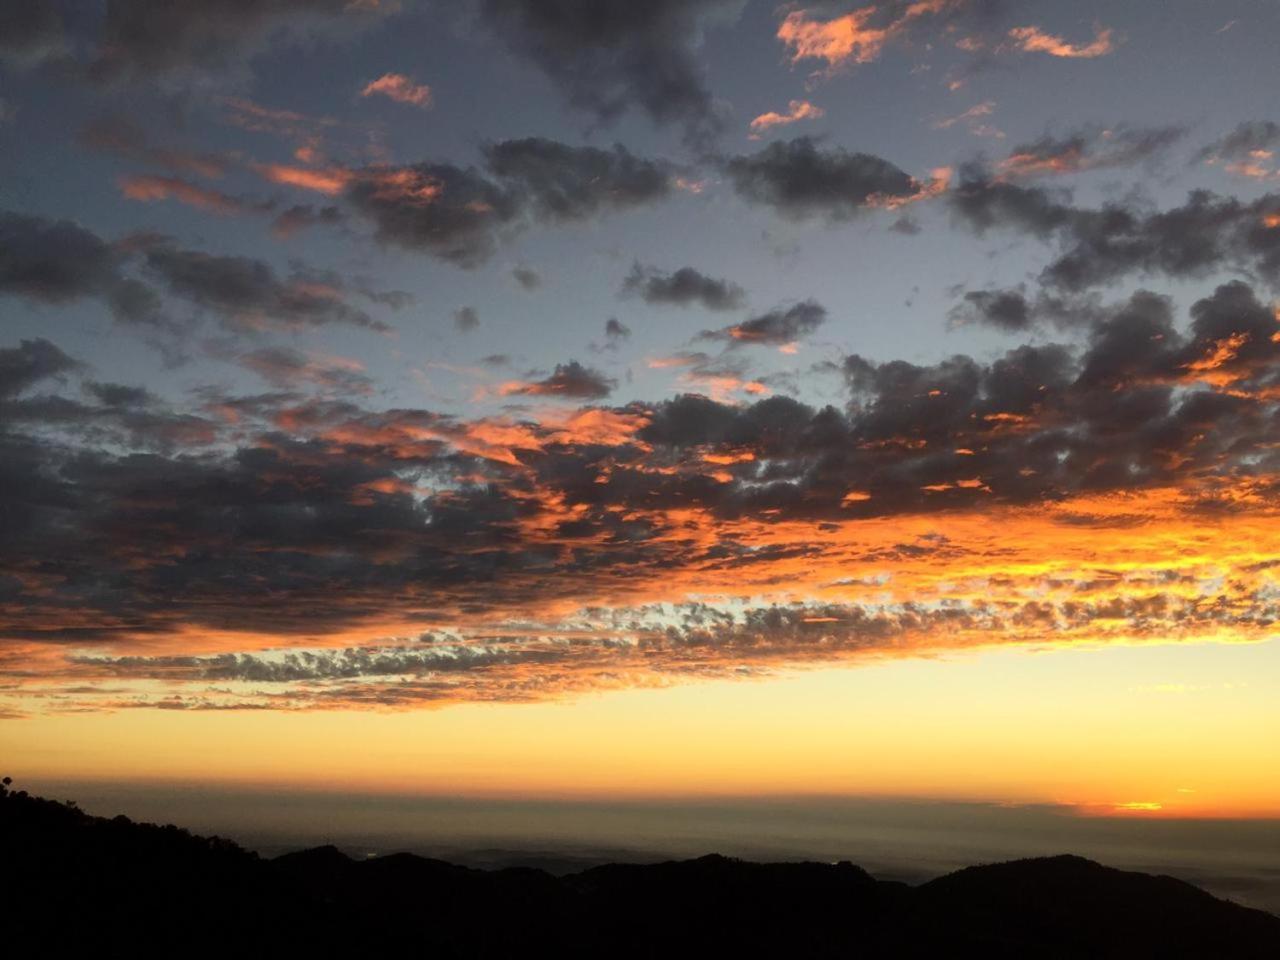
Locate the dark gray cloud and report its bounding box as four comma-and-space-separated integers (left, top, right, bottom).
3, 282, 1280, 649
483, 138, 674, 221
952, 288, 1033, 331
950, 166, 1280, 291
591, 317, 632, 353
511, 266, 542, 291
948, 287, 1100, 333
236, 347, 374, 394
270, 204, 344, 240
83, 381, 154, 408
454, 306, 480, 331
998, 125, 1186, 178
345, 139, 675, 266
504, 360, 615, 399
621, 262, 745, 311
477, 0, 736, 148
0, 339, 80, 399
1, 349, 219, 453
79, 116, 232, 179
80, 643, 572, 683
1195, 121, 1280, 165
143, 246, 391, 332
0, 210, 161, 325
88, 0, 380, 84
0, 1, 65, 67
345, 163, 521, 269
0, 210, 402, 343
700, 300, 826, 346
724, 137, 922, 221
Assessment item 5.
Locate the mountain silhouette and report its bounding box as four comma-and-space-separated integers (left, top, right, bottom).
3, 778, 1277, 957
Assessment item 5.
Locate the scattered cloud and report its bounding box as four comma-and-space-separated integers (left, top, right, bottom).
499, 360, 615, 399
777, 1, 959, 75
951, 165, 1280, 292
117, 174, 261, 217
361, 72, 432, 107
996, 126, 1185, 179
236, 346, 373, 394
749, 100, 825, 138
725, 137, 947, 220
1196, 121, 1280, 181
622, 263, 746, 311
700, 300, 827, 347
8, 278, 1280, 709
478, 0, 737, 147
87, 0, 389, 85
1007, 24, 1116, 59
512, 266, 542, 291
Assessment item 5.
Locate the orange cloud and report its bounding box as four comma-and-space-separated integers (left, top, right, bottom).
932, 100, 1003, 139
361, 72, 433, 108
778, 1, 956, 72
867, 166, 952, 209
117, 175, 248, 215
1008, 24, 1115, 58
778, 7, 885, 68
998, 148, 1084, 179
361, 167, 443, 205
749, 100, 825, 137
253, 162, 353, 195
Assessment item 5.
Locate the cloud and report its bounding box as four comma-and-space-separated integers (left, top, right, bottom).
0, 339, 80, 398
117, 174, 260, 216
997, 125, 1185, 179
512, 266, 542, 291
776, 1, 960, 73
477, 0, 737, 148
621, 263, 745, 311
142, 245, 391, 333
1007, 24, 1115, 59
253, 162, 353, 195
361, 72, 432, 107
270, 204, 345, 239
749, 100, 825, 137
949, 166, 1280, 291
1196, 121, 1280, 181
79, 117, 231, 179
454, 306, 480, 331
499, 360, 615, 399
950, 288, 1034, 332
344, 163, 520, 268
648, 351, 769, 400
605, 318, 631, 342
344, 139, 675, 266
88, 0, 387, 85
948, 287, 1099, 333
0, 210, 161, 325
0, 1, 66, 67
483, 138, 674, 221
6, 282, 1280, 710
700, 300, 827, 347
932, 100, 1003, 139
235, 347, 373, 394
725, 137, 946, 220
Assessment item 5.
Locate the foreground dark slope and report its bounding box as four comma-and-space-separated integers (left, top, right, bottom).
3, 782, 1278, 957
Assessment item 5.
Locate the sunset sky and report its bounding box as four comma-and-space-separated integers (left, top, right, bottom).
2, 0, 1279, 827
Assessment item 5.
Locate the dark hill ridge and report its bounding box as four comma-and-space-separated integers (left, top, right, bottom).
3, 780, 1277, 957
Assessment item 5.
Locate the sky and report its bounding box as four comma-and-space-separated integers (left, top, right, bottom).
2, 0, 1280, 844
